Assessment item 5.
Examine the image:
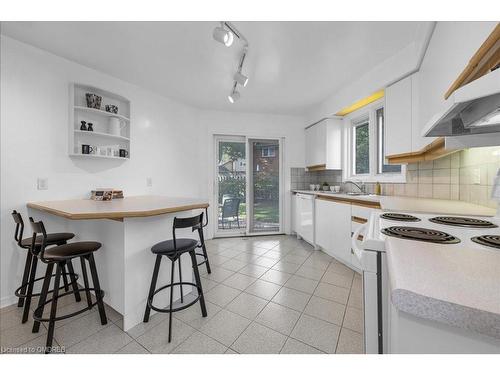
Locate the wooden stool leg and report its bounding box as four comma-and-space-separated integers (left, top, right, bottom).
143, 255, 162, 323
190, 250, 207, 317
66, 260, 81, 302
45, 263, 61, 354
32, 263, 54, 333
22, 256, 38, 324
17, 251, 33, 307
88, 253, 107, 325
168, 258, 175, 343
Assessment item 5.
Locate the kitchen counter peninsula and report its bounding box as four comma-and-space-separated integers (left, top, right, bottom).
27, 195, 209, 331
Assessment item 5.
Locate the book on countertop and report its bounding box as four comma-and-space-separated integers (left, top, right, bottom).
91, 189, 124, 201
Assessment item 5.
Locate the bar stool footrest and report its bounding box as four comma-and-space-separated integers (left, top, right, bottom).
33, 288, 104, 323
14, 272, 79, 298
148, 282, 201, 313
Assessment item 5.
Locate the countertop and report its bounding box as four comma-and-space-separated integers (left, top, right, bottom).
27, 195, 209, 220
385, 237, 500, 339
292, 190, 496, 216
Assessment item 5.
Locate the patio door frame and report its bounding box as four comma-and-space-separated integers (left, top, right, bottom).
213, 134, 284, 238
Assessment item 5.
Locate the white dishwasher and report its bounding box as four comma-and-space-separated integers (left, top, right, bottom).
296, 193, 315, 245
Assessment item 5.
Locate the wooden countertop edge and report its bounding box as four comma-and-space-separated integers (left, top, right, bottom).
27, 202, 209, 220
316, 195, 381, 208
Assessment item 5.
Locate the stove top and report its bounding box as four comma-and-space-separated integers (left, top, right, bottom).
471, 235, 500, 249
429, 216, 498, 228
380, 213, 421, 222
381, 226, 461, 244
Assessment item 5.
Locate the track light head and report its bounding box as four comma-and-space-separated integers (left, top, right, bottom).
234, 72, 249, 87
228, 91, 240, 104
213, 26, 234, 47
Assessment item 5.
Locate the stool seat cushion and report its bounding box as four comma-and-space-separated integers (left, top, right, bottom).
151, 238, 198, 255
43, 241, 101, 260
21, 232, 75, 248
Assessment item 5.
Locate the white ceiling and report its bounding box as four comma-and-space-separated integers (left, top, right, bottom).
2, 21, 425, 115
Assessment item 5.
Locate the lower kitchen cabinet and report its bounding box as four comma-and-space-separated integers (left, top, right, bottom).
296, 193, 315, 245
315, 198, 352, 265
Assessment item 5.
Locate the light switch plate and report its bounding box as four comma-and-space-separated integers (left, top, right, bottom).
472, 168, 481, 185
37, 177, 48, 190
146, 177, 153, 187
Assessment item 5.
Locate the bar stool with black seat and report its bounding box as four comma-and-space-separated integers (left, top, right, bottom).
11, 210, 81, 324
28, 218, 107, 353
143, 212, 208, 343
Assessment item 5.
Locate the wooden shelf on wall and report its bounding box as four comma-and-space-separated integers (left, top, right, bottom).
385, 137, 457, 164
444, 23, 500, 99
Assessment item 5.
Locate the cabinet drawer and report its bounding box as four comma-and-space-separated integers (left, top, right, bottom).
351, 205, 375, 221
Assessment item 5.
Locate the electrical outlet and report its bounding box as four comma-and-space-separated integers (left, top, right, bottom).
146, 177, 153, 187
37, 177, 48, 190
472, 168, 481, 185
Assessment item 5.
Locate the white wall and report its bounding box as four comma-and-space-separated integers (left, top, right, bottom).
0, 36, 306, 306
197, 110, 305, 237
0, 36, 205, 306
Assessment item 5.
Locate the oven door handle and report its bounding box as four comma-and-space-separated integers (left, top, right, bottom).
351, 223, 367, 261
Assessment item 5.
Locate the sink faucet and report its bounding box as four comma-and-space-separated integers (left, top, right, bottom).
344, 180, 366, 194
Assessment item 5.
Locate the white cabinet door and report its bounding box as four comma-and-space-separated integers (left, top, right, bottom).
325, 118, 342, 170
291, 193, 297, 234
385, 75, 413, 156
305, 126, 315, 167
305, 118, 342, 169
296, 194, 314, 245
315, 198, 351, 264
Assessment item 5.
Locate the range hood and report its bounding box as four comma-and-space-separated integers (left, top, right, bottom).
423, 68, 500, 137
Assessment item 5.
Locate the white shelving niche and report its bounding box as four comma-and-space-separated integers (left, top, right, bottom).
69, 83, 131, 160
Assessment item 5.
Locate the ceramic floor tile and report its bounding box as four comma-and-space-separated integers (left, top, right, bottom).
231, 322, 287, 354
66, 324, 132, 354
116, 340, 150, 354
284, 275, 318, 294
304, 296, 345, 325
53, 311, 109, 348
327, 262, 355, 278
262, 250, 284, 260
280, 337, 324, 354
218, 248, 244, 259
204, 284, 241, 307
226, 292, 268, 320
272, 260, 301, 274
281, 254, 309, 265
233, 252, 260, 263
136, 317, 194, 353
348, 287, 363, 309
321, 270, 353, 288
172, 331, 227, 354
205, 254, 231, 266
295, 265, 325, 281
200, 267, 235, 283
302, 257, 331, 271
271, 287, 311, 312
219, 258, 248, 272
199, 277, 219, 293
254, 301, 300, 335
225, 348, 239, 354
238, 264, 268, 278
336, 328, 364, 354
245, 279, 282, 300
0, 321, 48, 350
260, 269, 292, 286
251, 256, 279, 268
12, 334, 63, 354
342, 306, 363, 334
290, 314, 340, 354
126, 310, 168, 339
200, 309, 251, 347
222, 273, 257, 291
174, 300, 220, 330
244, 247, 269, 256
314, 282, 350, 305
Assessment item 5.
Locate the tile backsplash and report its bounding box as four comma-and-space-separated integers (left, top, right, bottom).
291, 146, 500, 209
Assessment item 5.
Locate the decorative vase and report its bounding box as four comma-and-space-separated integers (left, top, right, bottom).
85, 93, 102, 109
80, 120, 87, 131
87, 122, 94, 132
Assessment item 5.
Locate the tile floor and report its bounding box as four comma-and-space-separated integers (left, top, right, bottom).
0, 235, 364, 354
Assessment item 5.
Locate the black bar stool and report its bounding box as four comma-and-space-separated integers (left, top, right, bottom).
195, 207, 211, 274
11, 211, 81, 324
29, 218, 107, 353
143, 212, 207, 343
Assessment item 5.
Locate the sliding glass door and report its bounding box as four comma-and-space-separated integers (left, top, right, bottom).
214, 135, 283, 237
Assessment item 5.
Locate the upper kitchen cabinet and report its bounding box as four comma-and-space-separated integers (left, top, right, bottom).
304, 117, 342, 170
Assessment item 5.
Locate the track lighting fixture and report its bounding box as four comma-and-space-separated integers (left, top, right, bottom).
234, 71, 249, 87
213, 22, 249, 103
212, 26, 234, 47
228, 90, 240, 104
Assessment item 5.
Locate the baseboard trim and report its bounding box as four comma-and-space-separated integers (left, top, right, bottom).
1, 295, 17, 309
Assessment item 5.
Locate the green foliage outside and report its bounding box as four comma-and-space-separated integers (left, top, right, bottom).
355, 123, 369, 174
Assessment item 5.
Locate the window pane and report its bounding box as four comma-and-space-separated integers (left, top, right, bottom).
354, 122, 369, 174
376, 108, 401, 174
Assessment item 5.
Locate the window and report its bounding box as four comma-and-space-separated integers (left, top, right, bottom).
376, 108, 401, 174
261, 146, 276, 158
345, 100, 405, 183
352, 120, 370, 175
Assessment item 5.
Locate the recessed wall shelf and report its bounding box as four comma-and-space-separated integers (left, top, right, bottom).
69, 83, 131, 160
